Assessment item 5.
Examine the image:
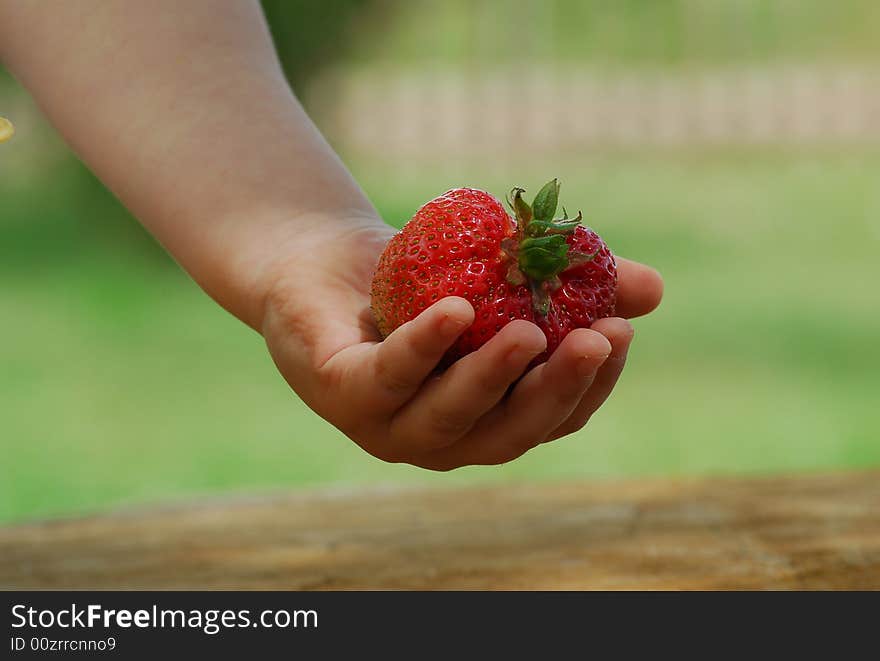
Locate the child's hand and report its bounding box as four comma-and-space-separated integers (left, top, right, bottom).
263, 217, 662, 470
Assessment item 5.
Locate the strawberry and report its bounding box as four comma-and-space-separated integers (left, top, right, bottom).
370, 179, 617, 364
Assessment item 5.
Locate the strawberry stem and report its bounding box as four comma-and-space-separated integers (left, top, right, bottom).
505, 179, 595, 315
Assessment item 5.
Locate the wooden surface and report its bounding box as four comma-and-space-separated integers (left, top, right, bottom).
1, 472, 879, 589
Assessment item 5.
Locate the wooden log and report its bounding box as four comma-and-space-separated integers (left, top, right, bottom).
1, 472, 879, 589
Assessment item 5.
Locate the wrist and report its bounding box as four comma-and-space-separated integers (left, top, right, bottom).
252, 209, 392, 337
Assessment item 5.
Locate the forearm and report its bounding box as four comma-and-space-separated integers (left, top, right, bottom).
0, 0, 378, 330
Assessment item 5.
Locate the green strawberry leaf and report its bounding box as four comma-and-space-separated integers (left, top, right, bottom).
531, 178, 560, 221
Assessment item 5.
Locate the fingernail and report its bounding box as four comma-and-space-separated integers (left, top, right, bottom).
505, 344, 542, 369
609, 337, 634, 364
440, 314, 468, 335
577, 352, 609, 377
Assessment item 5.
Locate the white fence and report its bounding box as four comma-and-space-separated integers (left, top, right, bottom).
314, 66, 880, 159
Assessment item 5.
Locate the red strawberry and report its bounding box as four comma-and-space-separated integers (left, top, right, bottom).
370, 179, 617, 364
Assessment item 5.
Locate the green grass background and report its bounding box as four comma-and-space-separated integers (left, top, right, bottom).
2, 147, 879, 523
2, 0, 880, 523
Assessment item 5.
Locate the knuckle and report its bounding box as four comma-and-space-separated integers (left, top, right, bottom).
552, 415, 591, 440
425, 409, 473, 442
415, 458, 462, 472
393, 317, 440, 357
427, 461, 459, 473
349, 427, 413, 465
406, 333, 442, 363
547, 425, 573, 441
476, 449, 521, 467
474, 367, 507, 394
315, 363, 344, 394
553, 385, 585, 409
374, 358, 416, 394
505, 431, 544, 456
368, 444, 407, 464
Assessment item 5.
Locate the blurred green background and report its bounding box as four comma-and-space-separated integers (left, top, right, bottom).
1, 0, 879, 523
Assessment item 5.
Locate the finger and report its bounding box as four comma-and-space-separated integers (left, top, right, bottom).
413, 328, 611, 470
546, 317, 634, 441
368, 297, 474, 411
615, 257, 663, 319
387, 320, 547, 455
